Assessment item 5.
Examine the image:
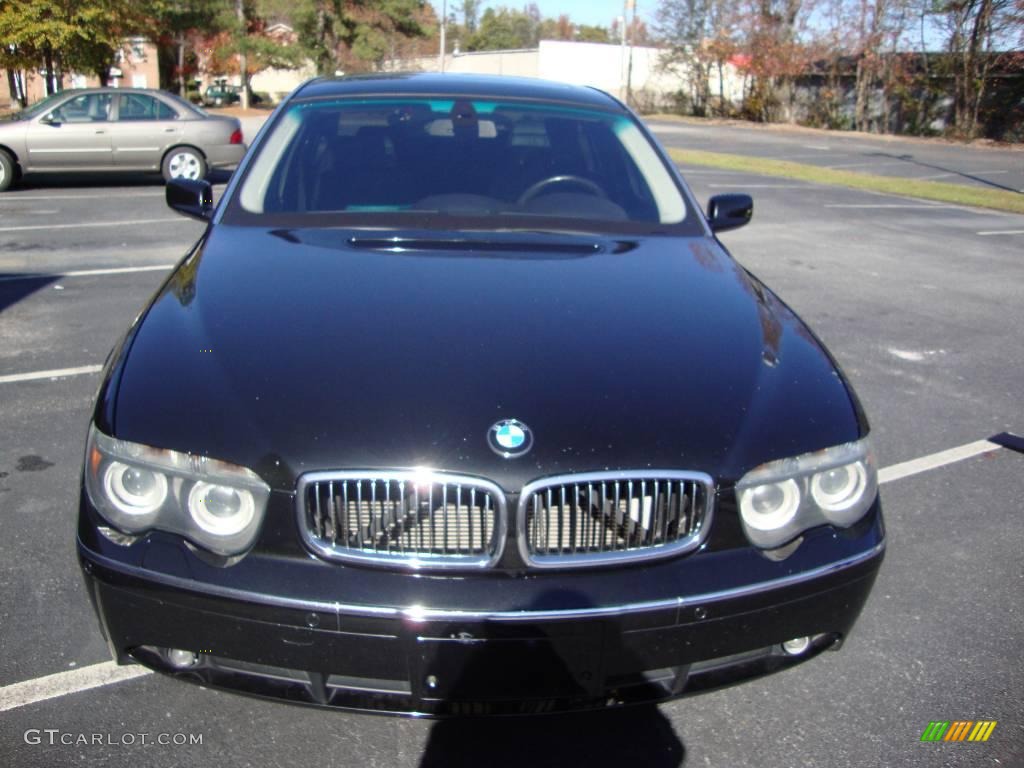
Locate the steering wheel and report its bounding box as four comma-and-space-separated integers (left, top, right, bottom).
517, 175, 606, 205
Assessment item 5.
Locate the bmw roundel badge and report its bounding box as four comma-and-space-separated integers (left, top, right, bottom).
488, 419, 533, 458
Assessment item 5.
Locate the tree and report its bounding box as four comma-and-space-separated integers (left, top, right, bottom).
538, 13, 575, 40
144, 0, 227, 96
279, 0, 427, 75
575, 24, 612, 42
467, 5, 542, 50
0, 0, 144, 96
656, 0, 738, 115
459, 0, 481, 32
730, 0, 821, 121
939, 0, 1018, 137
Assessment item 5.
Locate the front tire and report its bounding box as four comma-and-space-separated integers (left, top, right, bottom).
162, 147, 207, 182
0, 150, 16, 192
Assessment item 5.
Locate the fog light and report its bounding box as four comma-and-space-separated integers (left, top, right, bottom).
781, 636, 811, 656
167, 648, 198, 668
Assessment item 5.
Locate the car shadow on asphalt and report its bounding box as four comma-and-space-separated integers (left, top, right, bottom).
416, 588, 685, 768
866, 151, 1022, 193
0, 273, 61, 314
419, 706, 685, 768
12, 168, 234, 191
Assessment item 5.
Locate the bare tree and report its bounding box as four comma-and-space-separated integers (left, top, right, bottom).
940, 0, 1017, 137
656, 0, 739, 116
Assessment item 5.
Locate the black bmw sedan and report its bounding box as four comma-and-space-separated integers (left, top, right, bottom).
77, 73, 884, 716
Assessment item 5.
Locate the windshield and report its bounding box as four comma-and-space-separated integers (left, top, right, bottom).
232, 97, 690, 231
13, 92, 72, 121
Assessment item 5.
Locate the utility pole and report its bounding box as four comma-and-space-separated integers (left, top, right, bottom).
236, 0, 249, 109
626, 0, 636, 108
439, 0, 447, 72
618, 12, 626, 101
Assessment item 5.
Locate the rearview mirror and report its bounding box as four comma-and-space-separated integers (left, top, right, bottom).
707, 194, 753, 233
166, 178, 213, 221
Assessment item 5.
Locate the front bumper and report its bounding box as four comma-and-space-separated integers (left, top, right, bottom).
78, 520, 884, 716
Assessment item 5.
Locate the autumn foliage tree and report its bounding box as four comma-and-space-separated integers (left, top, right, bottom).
0, 0, 145, 99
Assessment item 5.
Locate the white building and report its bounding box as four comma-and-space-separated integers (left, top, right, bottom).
391, 39, 744, 111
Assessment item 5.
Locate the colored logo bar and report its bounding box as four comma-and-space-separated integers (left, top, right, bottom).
921, 721, 997, 742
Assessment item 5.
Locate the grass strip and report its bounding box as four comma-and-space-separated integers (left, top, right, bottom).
666, 147, 1024, 215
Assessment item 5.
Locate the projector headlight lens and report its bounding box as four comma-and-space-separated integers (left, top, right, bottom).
84, 425, 270, 557
736, 439, 877, 549
188, 482, 255, 537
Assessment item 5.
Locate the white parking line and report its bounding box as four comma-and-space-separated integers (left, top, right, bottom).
0, 192, 165, 202
878, 439, 1002, 484
0, 365, 103, 384
824, 203, 953, 209
977, 229, 1024, 236
0, 264, 174, 282
0, 662, 151, 713
0, 218, 179, 233
0, 436, 1011, 711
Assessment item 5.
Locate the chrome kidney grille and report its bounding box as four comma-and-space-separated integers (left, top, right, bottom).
517, 471, 714, 568
297, 471, 506, 569
297, 470, 714, 569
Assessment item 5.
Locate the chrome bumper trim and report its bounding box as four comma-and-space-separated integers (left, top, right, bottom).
79, 539, 884, 623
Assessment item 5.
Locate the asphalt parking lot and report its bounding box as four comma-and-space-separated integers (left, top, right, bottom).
649, 119, 1024, 193
1, 130, 1022, 767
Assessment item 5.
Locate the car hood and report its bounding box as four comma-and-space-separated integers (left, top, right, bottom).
103, 226, 865, 492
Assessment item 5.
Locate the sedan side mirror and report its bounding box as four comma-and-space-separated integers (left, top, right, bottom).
707, 194, 753, 233
166, 178, 213, 221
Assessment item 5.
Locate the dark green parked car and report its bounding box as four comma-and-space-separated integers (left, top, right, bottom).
202, 84, 241, 107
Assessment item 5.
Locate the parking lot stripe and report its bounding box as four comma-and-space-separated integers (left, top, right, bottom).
0, 662, 151, 713
0, 218, 178, 233
0, 192, 165, 202
824, 203, 951, 209
976, 229, 1024, 236
0, 365, 103, 384
878, 439, 1002, 484
0, 264, 174, 283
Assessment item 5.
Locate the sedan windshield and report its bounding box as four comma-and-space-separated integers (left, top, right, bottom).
235, 97, 689, 228
11, 91, 70, 121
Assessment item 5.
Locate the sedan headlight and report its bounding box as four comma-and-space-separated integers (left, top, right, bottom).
85, 425, 270, 556
735, 439, 877, 549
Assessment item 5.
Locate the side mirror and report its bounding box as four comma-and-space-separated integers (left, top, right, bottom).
40, 114, 59, 125
707, 194, 753, 233
166, 178, 213, 221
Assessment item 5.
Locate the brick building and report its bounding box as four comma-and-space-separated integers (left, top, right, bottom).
2, 37, 160, 110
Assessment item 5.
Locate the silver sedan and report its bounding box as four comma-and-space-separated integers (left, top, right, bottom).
0, 87, 247, 191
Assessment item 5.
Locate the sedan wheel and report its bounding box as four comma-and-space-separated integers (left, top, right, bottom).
0, 151, 14, 192
163, 148, 207, 182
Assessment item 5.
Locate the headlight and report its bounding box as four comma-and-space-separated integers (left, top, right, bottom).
84, 425, 270, 556
735, 439, 878, 549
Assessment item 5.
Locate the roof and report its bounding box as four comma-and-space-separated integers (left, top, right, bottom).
42, 87, 170, 96
293, 73, 625, 111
